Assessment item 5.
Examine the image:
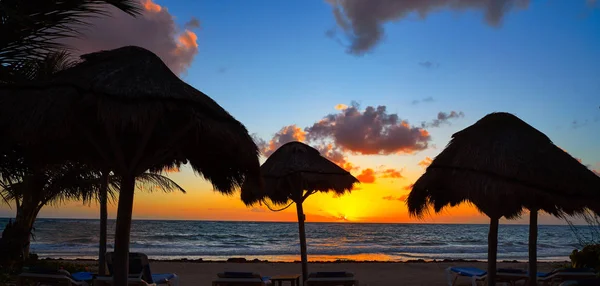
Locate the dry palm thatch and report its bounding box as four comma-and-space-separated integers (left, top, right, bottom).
406, 112, 600, 286
407, 112, 600, 218
0, 46, 261, 286
242, 141, 358, 205
241, 141, 358, 282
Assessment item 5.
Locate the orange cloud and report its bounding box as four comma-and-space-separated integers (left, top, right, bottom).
418, 157, 433, 168
177, 30, 199, 49
142, 0, 162, 12
593, 169, 600, 176
382, 195, 408, 201
380, 168, 402, 179
335, 104, 348, 110
62, 0, 200, 75
356, 168, 376, 183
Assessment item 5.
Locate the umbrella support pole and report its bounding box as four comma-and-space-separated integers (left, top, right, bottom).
528, 209, 538, 286
487, 217, 499, 286
296, 201, 308, 282
112, 175, 136, 286
98, 171, 110, 276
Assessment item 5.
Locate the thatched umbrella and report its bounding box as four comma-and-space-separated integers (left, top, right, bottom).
407, 112, 600, 286
0, 46, 262, 286
241, 141, 359, 282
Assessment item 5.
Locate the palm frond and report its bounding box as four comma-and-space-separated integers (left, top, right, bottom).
0, 0, 141, 82
135, 173, 186, 194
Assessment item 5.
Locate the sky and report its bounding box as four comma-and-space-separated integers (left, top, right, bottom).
1, 0, 599, 224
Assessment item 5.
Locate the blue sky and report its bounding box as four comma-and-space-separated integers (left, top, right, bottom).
3, 0, 598, 223
162, 0, 600, 165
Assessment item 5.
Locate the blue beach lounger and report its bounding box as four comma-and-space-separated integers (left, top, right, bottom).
18, 269, 93, 286
446, 267, 530, 286
537, 268, 597, 286
212, 272, 271, 286
105, 252, 179, 286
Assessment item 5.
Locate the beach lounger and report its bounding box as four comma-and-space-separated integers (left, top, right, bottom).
17, 269, 92, 286
93, 276, 156, 286
105, 252, 179, 286
211, 272, 271, 286
305, 271, 358, 286
558, 278, 600, 286
537, 268, 597, 286
445, 267, 530, 286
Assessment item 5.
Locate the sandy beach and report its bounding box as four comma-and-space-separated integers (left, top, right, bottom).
99, 260, 566, 286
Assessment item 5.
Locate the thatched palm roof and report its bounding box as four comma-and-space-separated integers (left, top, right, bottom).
0, 46, 261, 194
241, 141, 359, 205
407, 112, 600, 219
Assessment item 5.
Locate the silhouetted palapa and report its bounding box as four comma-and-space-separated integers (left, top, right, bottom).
241, 141, 359, 281
406, 112, 600, 286
0, 46, 262, 286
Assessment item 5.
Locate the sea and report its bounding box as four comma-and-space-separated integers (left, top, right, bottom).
0, 218, 591, 262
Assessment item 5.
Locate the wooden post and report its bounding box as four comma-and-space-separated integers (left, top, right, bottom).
528, 209, 538, 286
487, 217, 499, 286
296, 200, 308, 282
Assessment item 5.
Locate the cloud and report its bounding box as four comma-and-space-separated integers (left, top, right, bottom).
62, 0, 199, 75
260, 125, 307, 157
184, 17, 201, 29
217, 67, 228, 73
326, 0, 531, 54
163, 166, 180, 173
382, 195, 408, 201
419, 61, 440, 69
356, 168, 376, 183
314, 144, 356, 171
305, 102, 431, 155
411, 97, 435, 105
335, 103, 349, 110
380, 168, 402, 178
250, 207, 267, 213
418, 156, 433, 168
422, 111, 465, 128
593, 169, 600, 176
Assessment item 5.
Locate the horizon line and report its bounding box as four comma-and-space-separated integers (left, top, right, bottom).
0, 217, 585, 226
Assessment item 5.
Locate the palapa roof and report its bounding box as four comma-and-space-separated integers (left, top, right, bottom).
407, 112, 600, 219
241, 141, 359, 205
0, 46, 261, 194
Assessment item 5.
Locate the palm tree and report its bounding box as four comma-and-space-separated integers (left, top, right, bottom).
0, 0, 140, 83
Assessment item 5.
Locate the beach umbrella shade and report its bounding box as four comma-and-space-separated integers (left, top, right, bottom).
406, 112, 600, 286
0, 46, 262, 286
241, 141, 359, 281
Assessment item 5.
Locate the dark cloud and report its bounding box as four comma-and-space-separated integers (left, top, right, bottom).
422, 111, 465, 128
62, 0, 199, 75
419, 61, 440, 69
184, 17, 201, 30
357, 168, 376, 183
326, 0, 531, 54
305, 102, 431, 155
382, 195, 408, 201
314, 144, 355, 171
411, 97, 435, 105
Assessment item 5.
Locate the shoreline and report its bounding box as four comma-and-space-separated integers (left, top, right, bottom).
39, 257, 571, 264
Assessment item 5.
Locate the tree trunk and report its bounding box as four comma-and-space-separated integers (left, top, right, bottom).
99, 172, 110, 275
528, 209, 538, 286
112, 175, 136, 286
0, 201, 40, 267
296, 200, 308, 282
487, 217, 499, 286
